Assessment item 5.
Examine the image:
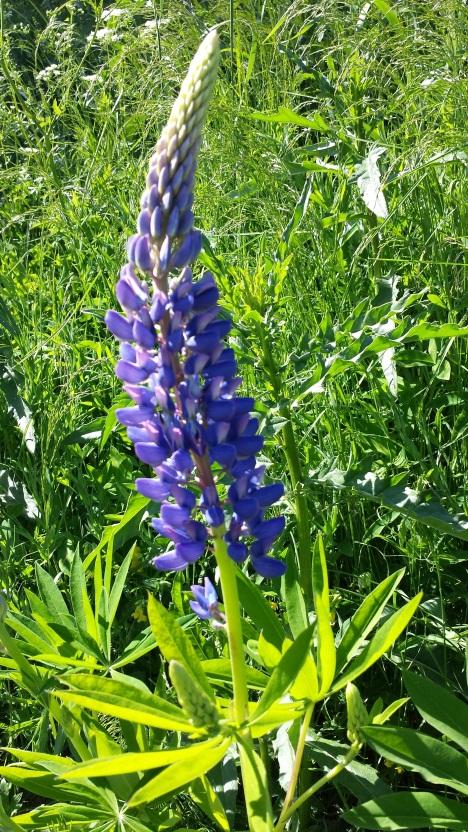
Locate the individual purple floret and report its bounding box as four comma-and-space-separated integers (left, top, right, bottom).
105, 31, 285, 578
190, 577, 226, 628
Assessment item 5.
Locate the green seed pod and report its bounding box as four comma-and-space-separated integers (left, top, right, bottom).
346, 682, 369, 743
169, 660, 220, 732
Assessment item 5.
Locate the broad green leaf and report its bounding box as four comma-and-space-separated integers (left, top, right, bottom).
128, 738, 231, 806
61, 738, 228, 780
331, 593, 422, 694
236, 570, 284, 649
190, 774, 230, 831
249, 105, 328, 132
250, 702, 305, 738
0, 804, 25, 831
372, 697, 408, 725
403, 670, 468, 751
0, 766, 101, 804
70, 552, 99, 645
313, 534, 336, 695
363, 725, 468, 795
54, 674, 197, 733
5, 612, 57, 655
238, 741, 274, 831
35, 564, 68, 618
147, 594, 214, 700
336, 569, 405, 672
307, 737, 390, 801
251, 625, 314, 722
112, 629, 156, 669
344, 791, 468, 829
372, 0, 402, 29
12, 803, 112, 828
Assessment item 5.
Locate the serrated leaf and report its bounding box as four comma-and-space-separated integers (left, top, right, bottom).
344, 791, 468, 829
331, 594, 421, 694
128, 738, 231, 806
363, 725, 468, 795
403, 670, 468, 751
336, 569, 405, 672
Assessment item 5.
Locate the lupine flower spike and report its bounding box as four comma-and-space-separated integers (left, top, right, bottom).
105, 31, 286, 578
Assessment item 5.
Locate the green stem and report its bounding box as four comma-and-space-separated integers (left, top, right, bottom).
275, 703, 314, 832
275, 741, 362, 829
213, 532, 248, 726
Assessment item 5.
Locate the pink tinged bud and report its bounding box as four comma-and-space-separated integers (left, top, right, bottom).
134, 236, 154, 272
159, 236, 171, 272
150, 206, 165, 239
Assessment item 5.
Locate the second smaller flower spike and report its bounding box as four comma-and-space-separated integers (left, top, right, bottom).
106, 31, 286, 578
190, 578, 226, 629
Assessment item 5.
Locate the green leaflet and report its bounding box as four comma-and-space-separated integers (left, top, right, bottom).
236, 570, 285, 650
336, 569, 405, 672
35, 564, 69, 618
54, 674, 196, 733
403, 670, 468, 751
250, 625, 314, 722
60, 737, 229, 780
248, 105, 328, 132
330, 593, 421, 694
190, 775, 230, 832
201, 658, 269, 690
70, 552, 99, 646
147, 594, 214, 700
128, 738, 231, 806
363, 726, 468, 795
238, 741, 274, 832
313, 534, 336, 696
344, 791, 468, 830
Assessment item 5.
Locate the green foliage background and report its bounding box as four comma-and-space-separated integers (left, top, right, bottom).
0, 0, 467, 828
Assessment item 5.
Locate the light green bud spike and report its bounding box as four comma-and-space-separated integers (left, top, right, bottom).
169, 660, 220, 733
346, 681, 369, 743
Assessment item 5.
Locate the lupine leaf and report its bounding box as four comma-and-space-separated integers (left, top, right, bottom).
336, 569, 405, 672
403, 670, 468, 751
313, 534, 336, 696
35, 564, 69, 618
60, 738, 227, 779
236, 570, 284, 649
147, 594, 214, 700
128, 738, 231, 806
190, 774, 230, 831
249, 105, 328, 132
237, 741, 275, 832
331, 594, 422, 693
307, 738, 390, 801
201, 658, 269, 690
70, 552, 99, 645
344, 791, 468, 829
54, 674, 197, 733
250, 625, 314, 722
363, 726, 468, 794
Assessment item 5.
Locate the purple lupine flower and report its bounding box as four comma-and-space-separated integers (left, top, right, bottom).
190, 577, 225, 628
105, 31, 285, 578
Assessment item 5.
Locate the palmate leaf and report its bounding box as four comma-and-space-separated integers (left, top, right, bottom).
147, 594, 215, 700
403, 670, 468, 751
362, 726, 468, 795
35, 564, 69, 618
127, 737, 231, 807
54, 674, 197, 733
344, 791, 468, 830
330, 593, 422, 694
336, 569, 405, 673
313, 534, 336, 696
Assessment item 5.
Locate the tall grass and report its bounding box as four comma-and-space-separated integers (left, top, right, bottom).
1, 0, 467, 773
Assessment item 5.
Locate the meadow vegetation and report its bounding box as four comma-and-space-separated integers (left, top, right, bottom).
0, 1, 467, 830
